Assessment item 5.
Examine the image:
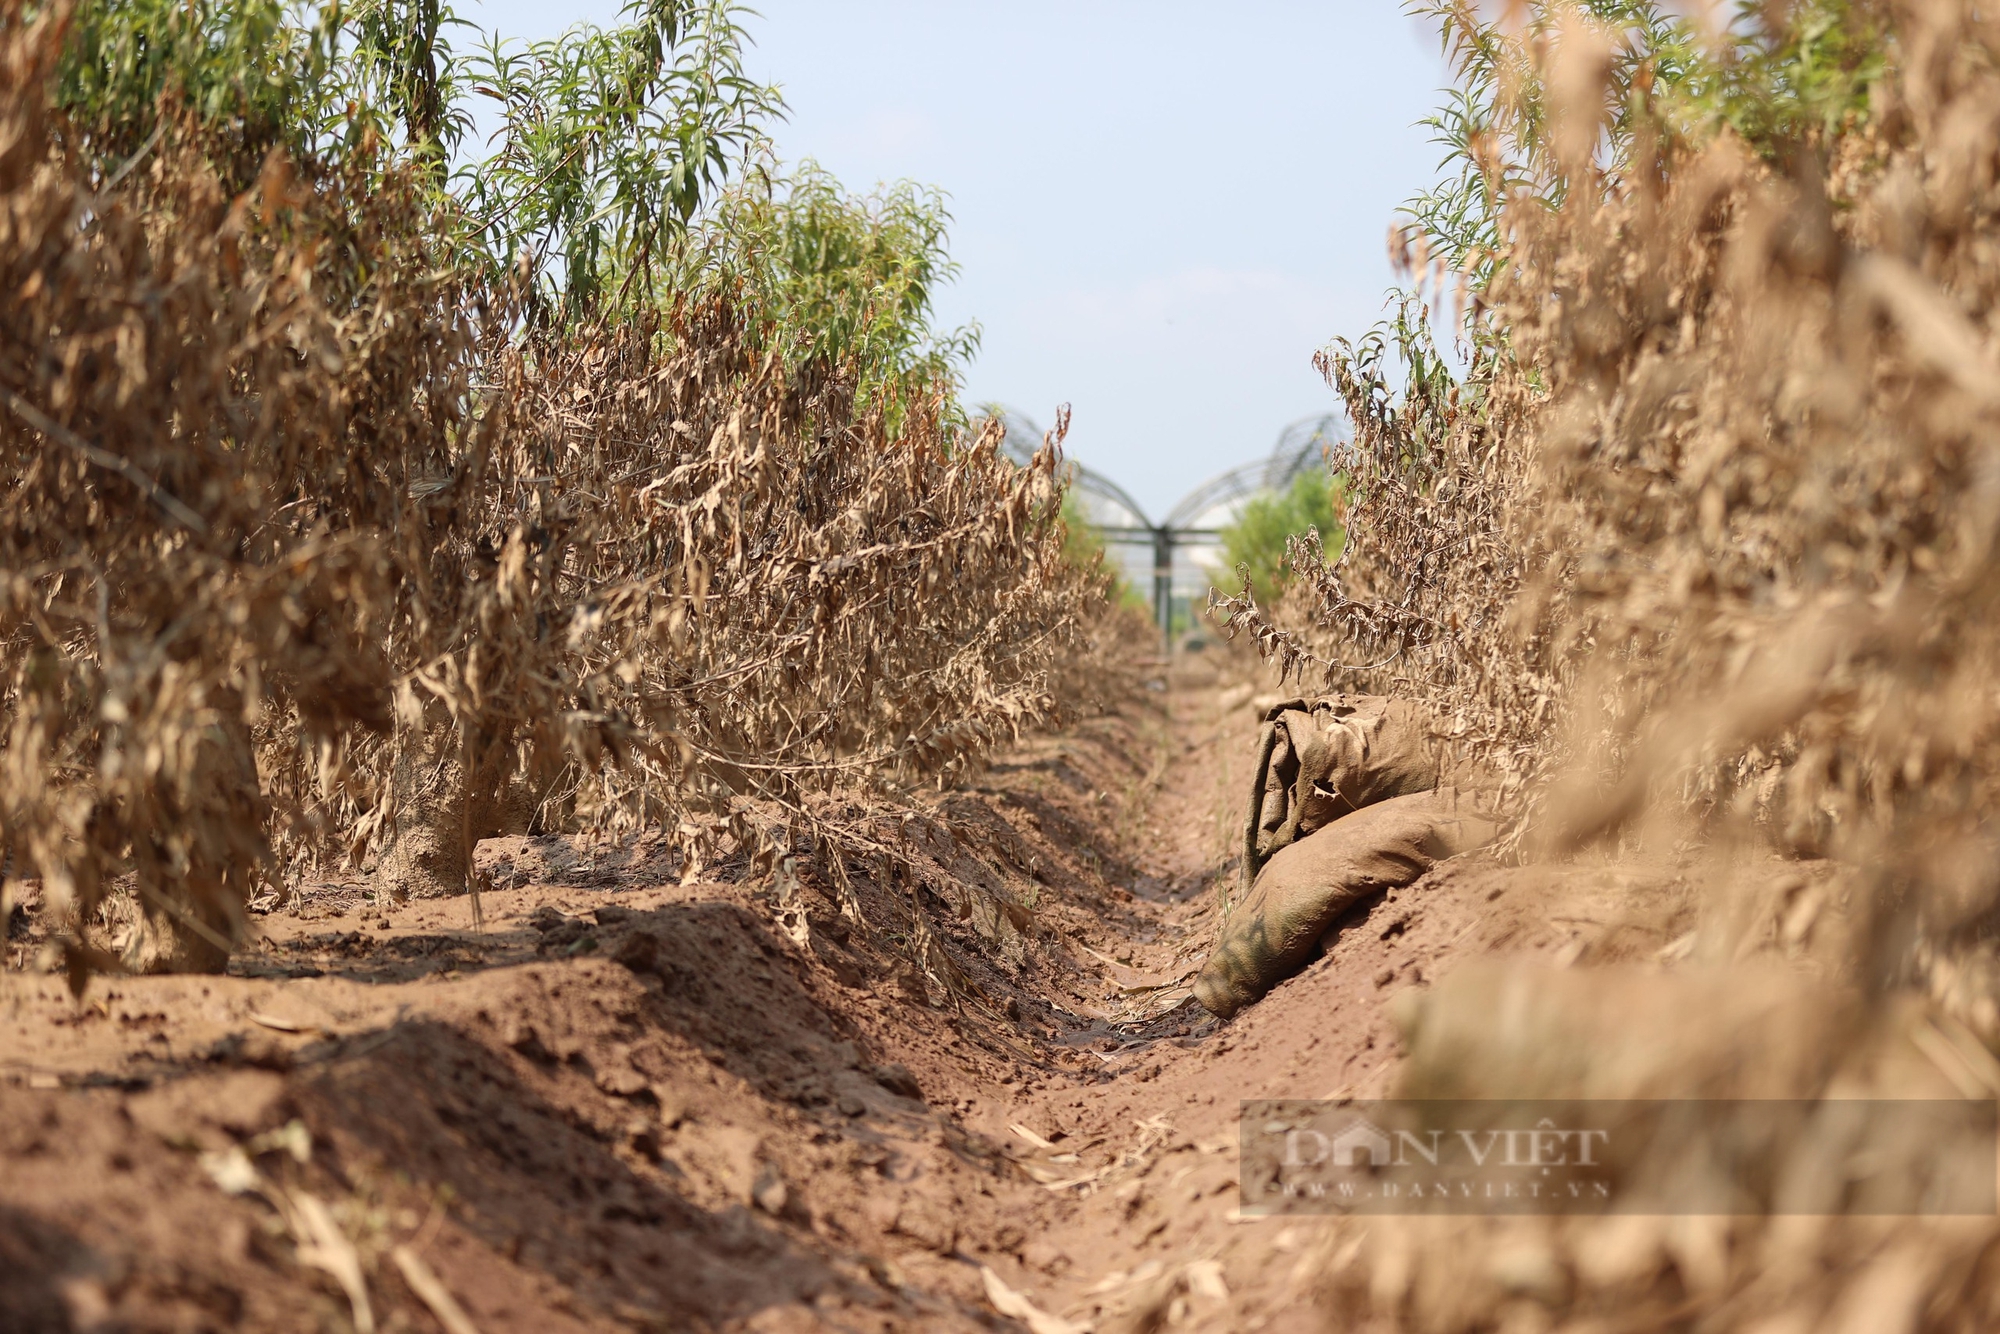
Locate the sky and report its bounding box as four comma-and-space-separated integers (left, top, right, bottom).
466, 1, 1450, 521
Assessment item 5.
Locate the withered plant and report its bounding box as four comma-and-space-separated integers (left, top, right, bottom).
1216, 1, 2000, 1327
0, 0, 1105, 976
0, 1, 475, 974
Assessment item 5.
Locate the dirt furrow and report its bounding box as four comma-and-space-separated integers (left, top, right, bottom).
2, 654, 1641, 1333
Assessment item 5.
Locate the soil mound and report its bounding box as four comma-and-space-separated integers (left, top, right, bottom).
0, 658, 1673, 1332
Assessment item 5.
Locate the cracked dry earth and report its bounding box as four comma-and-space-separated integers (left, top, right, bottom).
0, 653, 1660, 1333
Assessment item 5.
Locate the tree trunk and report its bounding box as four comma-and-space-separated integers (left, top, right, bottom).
378, 709, 532, 900
122, 890, 236, 974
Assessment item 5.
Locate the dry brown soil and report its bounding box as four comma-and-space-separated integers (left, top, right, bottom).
0, 654, 1677, 1333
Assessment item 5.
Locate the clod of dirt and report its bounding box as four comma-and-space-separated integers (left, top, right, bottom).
870, 1063, 923, 1101
595, 1062, 649, 1098
612, 929, 660, 972
889, 1198, 957, 1254
625, 1118, 662, 1160
751, 1164, 789, 1216
527, 906, 567, 933
594, 905, 633, 926
891, 963, 930, 1005
203, 1031, 298, 1073
536, 920, 595, 955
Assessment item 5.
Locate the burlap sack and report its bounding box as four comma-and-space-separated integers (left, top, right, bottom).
1241, 694, 1439, 900
1197, 788, 1496, 1019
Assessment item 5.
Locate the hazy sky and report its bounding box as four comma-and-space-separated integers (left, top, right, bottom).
467, 2, 1449, 517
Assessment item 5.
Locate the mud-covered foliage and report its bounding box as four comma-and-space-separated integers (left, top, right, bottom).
0, 1, 1103, 977
1210, 468, 1343, 601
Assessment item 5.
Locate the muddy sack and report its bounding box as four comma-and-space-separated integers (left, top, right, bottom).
1241, 694, 1438, 900
1197, 788, 1495, 1019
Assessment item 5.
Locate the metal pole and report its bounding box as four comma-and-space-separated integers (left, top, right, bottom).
1153, 527, 1174, 657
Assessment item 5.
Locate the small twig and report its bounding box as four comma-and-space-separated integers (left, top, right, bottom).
133, 881, 234, 955
458, 719, 483, 933
289, 1191, 376, 1334
101, 121, 167, 193
391, 1246, 482, 1334
1, 388, 208, 534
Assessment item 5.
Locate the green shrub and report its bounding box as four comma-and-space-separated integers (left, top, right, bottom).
53, 0, 348, 186
453, 0, 779, 325
680, 163, 979, 428
1404, 0, 1887, 300
1213, 469, 1343, 600
51, 0, 783, 328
